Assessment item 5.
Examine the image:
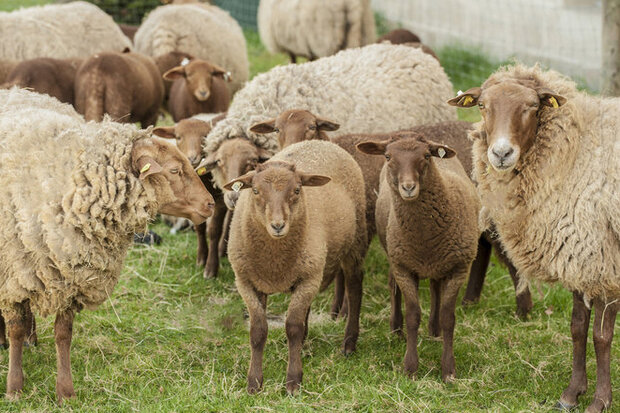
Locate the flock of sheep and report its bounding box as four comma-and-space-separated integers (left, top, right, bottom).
0, 0, 618, 412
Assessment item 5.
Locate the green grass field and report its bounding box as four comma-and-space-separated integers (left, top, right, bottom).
0, 2, 618, 412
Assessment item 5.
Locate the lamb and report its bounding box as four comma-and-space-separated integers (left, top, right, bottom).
134, 3, 249, 94
448, 64, 619, 413
224, 140, 367, 394
153, 51, 193, 100
164, 59, 231, 122
0, 88, 215, 402
153, 113, 229, 278
75, 50, 164, 127
0, 2, 131, 62
358, 135, 480, 382
203, 44, 456, 209
257, 0, 376, 63
1, 57, 82, 105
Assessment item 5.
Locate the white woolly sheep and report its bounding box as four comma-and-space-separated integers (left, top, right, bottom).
134, 3, 249, 94
449, 64, 619, 413
224, 140, 367, 395
0, 2, 131, 62
257, 0, 376, 63
358, 135, 480, 382
0, 88, 215, 403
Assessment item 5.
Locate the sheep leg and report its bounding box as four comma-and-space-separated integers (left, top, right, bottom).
462, 236, 491, 306
55, 308, 76, 403
286, 282, 319, 394
505, 259, 533, 319
237, 279, 267, 394
204, 197, 228, 278
0, 311, 6, 349
394, 267, 421, 378
218, 210, 231, 258
428, 279, 441, 337
195, 222, 208, 266
439, 269, 467, 382
389, 268, 403, 336
585, 299, 618, 413
330, 271, 345, 319
557, 292, 591, 409
342, 262, 363, 355
141, 111, 160, 128
5, 302, 28, 399
303, 307, 310, 344
23, 304, 37, 347
288, 52, 297, 64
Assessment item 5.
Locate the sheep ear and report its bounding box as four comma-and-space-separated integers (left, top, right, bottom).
356, 140, 390, 155
257, 147, 272, 162
135, 156, 163, 180
211, 65, 232, 82
300, 173, 331, 187
223, 171, 256, 191
536, 88, 567, 108
152, 126, 177, 139
428, 143, 456, 159
447, 87, 481, 107
250, 119, 277, 134
316, 117, 340, 132
195, 153, 219, 173
163, 66, 185, 81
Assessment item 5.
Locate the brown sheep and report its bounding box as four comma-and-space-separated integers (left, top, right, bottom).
0, 60, 17, 84
153, 113, 229, 278
377, 28, 421, 44
153, 51, 193, 100
224, 140, 367, 394
74, 50, 164, 127
164, 58, 231, 122
249, 109, 339, 148
358, 135, 480, 381
118, 23, 138, 42
1, 57, 82, 105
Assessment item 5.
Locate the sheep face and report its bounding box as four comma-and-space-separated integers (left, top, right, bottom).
132, 138, 215, 224
163, 59, 230, 102
447, 83, 565, 173
357, 137, 455, 201
153, 119, 213, 167
223, 161, 330, 238
250, 109, 339, 149
197, 138, 271, 210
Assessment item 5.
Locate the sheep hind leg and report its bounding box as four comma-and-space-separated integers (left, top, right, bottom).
342, 260, 363, 355
55, 308, 76, 404
0, 311, 6, 349
204, 197, 227, 278
195, 222, 208, 266
428, 279, 441, 337
557, 292, 591, 410
389, 268, 403, 336
5, 302, 28, 399
461, 235, 491, 306
330, 271, 345, 319
218, 210, 231, 258
439, 269, 467, 382
504, 255, 533, 319
23, 304, 37, 347
584, 299, 618, 413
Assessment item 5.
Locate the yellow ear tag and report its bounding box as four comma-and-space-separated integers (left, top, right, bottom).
196, 167, 207, 176
231, 181, 243, 192
460, 95, 473, 106
140, 163, 151, 173
549, 96, 559, 108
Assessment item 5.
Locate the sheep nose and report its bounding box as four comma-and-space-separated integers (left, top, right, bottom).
271, 222, 284, 231
401, 182, 416, 192
199, 91, 207, 98
492, 145, 514, 160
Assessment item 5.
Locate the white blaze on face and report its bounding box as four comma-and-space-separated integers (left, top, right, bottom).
488, 135, 520, 172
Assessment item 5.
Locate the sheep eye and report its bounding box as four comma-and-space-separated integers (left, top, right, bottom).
170, 168, 179, 174
308, 125, 316, 130
385, 154, 391, 161
424, 154, 431, 160
273, 127, 280, 133
478, 102, 485, 109
252, 187, 259, 195
294, 187, 300, 195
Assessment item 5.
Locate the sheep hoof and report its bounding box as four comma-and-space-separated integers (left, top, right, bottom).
285, 380, 300, 396
246, 380, 262, 395
342, 344, 356, 356
196, 257, 206, 267
553, 400, 578, 411
443, 374, 456, 383
5, 391, 21, 401
203, 268, 217, 279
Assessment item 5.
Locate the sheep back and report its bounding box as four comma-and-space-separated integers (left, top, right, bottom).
0, 2, 132, 61
0, 88, 157, 317
205, 44, 456, 157
134, 4, 249, 94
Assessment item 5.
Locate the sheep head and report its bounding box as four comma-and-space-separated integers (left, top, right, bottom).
153, 118, 214, 167
447, 82, 566, 173
132, 138, 215, 224
357, 136, 456, 201
195, 138, 271, 210
250, 109, 339, 149
223, 161, 330, 239
163, 59, 230, 102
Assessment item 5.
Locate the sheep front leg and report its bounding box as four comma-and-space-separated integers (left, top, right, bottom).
218, 210, 231, 258
393, 266, 421, 378
585, 299, 618, 413
439, 269, 467, 382
342, 260, 363, 355
55, 308, 76, 403
558, 292, 591, 410
237, 279, 268, 394
428, 279, 441, 337
195, 222, 208, 266
204, 198, 227, 278
0, 311, 6, 349
462, 236, 491, 306
5, 302, 28, 399
389, 269, 403, 336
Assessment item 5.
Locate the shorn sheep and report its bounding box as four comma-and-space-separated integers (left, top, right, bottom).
257, 0, 376, 63
449, 64, 619, 413
203, 44, 456, 211
0, 2, 131, 61
134, 3, 249, 94
0, 88, 215, 403
358, 135, 480, 382
224, 140, 367, 394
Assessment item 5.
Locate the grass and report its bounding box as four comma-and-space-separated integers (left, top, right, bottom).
1, 3, 619, 411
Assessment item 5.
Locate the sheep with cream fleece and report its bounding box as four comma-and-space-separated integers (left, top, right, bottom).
0, 88, 214, 403
449, 64, 619, 413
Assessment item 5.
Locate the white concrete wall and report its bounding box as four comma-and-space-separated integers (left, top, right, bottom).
372, 0, 602, 89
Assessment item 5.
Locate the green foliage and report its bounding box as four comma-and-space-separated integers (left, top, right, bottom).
84, 0, 160, 24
